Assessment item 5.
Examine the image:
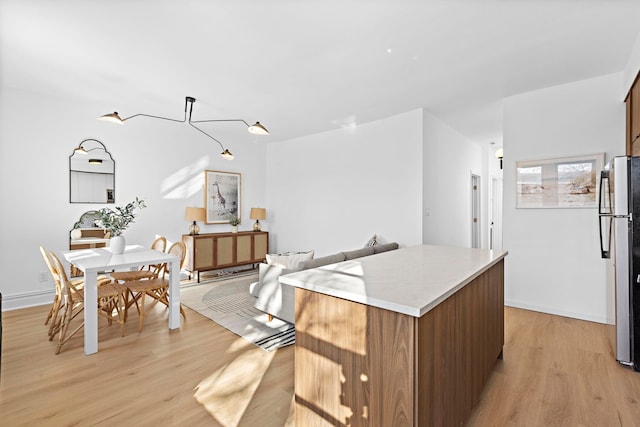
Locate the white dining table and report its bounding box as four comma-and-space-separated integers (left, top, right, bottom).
61, 245, 181, 355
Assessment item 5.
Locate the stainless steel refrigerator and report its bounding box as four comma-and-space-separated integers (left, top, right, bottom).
599, 155, 640, 370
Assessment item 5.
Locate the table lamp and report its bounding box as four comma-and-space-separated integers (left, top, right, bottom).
250, 207, 266, 232
184, 207, 205, 235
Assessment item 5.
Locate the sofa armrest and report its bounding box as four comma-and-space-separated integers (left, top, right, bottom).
252, 263, 297, 324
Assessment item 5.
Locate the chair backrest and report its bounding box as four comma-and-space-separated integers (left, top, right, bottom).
40, 246, 56, 279
40, 246, 63, 298
48, 252, 83, 303
160, 241, 186, 279
151, 236, 167, 252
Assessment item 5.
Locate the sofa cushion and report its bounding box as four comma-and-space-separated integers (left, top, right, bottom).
300, 253, 346, 270
342, 246, 376, 260
266, 250, 314, 270
364, 234, 377, 247
373, 242, 399, 254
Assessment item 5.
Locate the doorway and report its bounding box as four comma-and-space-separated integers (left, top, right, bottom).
471, 174, 481, 248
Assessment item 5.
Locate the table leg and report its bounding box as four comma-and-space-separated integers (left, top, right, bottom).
168, 259, 181, 329
83, 270, 98, 355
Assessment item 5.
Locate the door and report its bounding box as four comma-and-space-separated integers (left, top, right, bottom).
471, 174, 481, 248
490, 177, 503, 250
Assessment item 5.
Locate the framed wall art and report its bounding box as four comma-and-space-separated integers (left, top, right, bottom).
204, 170, 241, 223
516, 153, 604, 209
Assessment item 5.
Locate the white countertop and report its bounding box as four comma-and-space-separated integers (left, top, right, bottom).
279, 244, 508, 317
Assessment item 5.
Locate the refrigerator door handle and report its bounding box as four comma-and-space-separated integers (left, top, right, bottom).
599, 215, 611, 259
599, 170, 611, 215
599, 169, 612, 259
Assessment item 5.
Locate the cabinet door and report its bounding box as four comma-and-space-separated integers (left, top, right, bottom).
254, 233, 268, 261
216, 236, 235, 267
236, 235, 253, 263
632, 82, 640, 145
194, 236, 215, 270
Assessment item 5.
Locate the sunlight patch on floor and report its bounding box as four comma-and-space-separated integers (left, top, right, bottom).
193, 346, 276, 426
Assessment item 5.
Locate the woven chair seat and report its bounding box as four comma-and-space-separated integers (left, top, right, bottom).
72, 276, 113, 289
97, 282, 128, 299
110, 270, 157, 282
125, 278, 165, 292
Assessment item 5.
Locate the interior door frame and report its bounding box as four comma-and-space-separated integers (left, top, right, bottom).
471, 173, 481, 248
489, 176, 503, 250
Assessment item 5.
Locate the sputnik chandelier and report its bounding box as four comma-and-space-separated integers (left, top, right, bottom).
98, 96, 269, 160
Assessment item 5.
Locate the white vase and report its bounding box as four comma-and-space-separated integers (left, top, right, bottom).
231, 225, 238, 233
70, 228, 82, 240
110, 235, 126, 254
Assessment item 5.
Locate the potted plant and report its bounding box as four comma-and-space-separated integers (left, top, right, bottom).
229, 215, 239, 233
95, 197, 146, 254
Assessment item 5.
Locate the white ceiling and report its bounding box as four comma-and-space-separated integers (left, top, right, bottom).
2, 0, 640, 147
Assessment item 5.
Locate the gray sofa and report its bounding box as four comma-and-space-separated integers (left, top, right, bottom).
249, 242, 399, 323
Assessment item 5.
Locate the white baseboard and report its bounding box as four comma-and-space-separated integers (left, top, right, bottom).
2, 289, 54, 311
505, 298, 608, 324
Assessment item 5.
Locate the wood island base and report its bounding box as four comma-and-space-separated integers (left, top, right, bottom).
293, 258, 505, 427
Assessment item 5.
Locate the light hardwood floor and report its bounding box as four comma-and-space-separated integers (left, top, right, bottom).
1, 303, 640, 426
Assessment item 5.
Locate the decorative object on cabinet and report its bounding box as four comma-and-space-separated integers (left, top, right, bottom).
94, 197, 146, 254
229, 215, 239, 233
70, 227, 82, 241
184, 207, 205, 235
182, 231, 268, 283
250, 207, 266, 231
69, 138, 115, 204
204, 170, 241, 224
98, 96, 269, 160
516, 153, 604, 209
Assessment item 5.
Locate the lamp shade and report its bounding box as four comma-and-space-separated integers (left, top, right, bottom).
184, 207, 205, 222
250, 208, 266, 220
495, 148, 504, 159
248, 122, 270, 135
221, 149, 235, 160
98, 112, 125, 124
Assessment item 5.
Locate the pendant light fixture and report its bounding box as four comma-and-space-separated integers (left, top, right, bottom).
98, 96, 269, 160
495, 148, 504, 169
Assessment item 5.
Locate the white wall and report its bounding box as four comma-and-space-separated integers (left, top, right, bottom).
422, 110, 483, 247
265, 109, 423, 256
502, 73, 625, 323
0, 87, 266, 310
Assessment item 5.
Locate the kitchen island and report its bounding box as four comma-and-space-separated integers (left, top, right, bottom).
279, 244, 508, 427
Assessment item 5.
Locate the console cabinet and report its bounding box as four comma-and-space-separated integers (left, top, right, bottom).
182, 231, 268, 282
69, 227, 109, 277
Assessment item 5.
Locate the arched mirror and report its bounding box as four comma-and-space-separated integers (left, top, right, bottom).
69, 138, 115, 203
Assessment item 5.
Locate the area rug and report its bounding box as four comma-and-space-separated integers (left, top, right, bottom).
180, 274, 295, 351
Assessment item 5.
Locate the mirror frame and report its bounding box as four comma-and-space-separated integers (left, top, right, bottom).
69, 138, 115, 204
